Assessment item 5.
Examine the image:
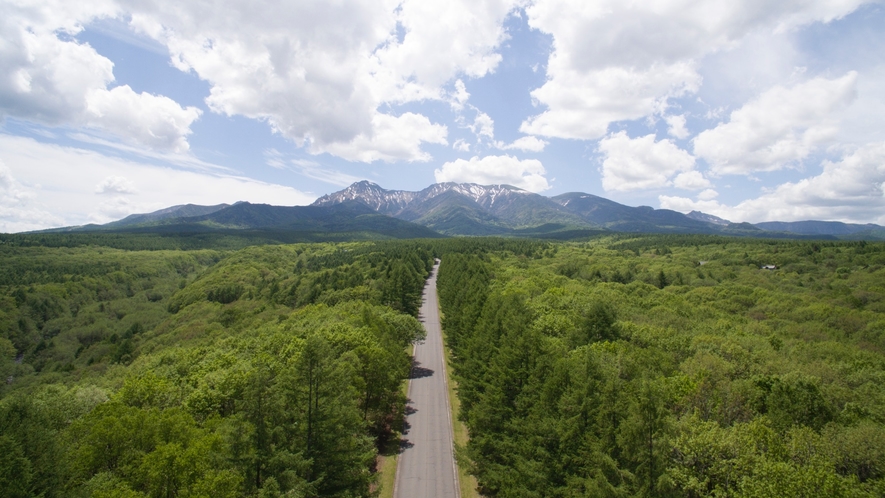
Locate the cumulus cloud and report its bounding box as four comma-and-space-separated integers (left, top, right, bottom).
371, 0, 517, 101
1, 0, 521, 162
697, 188, 719, 201
694, 72, 858, 174
434, 155, 551, 192
660, 141, 885, 223
521, 63, 700, 140
0, 0, 117, 124
95, 175, 137, 194
665, 114, 690, 139
673, 170, 712, 190
501, 136, 548, 152
0, 1, 202, 152
128, 0, 517, 162
598, 131, 699, 192
470, 112, 495, 140
85, 85, 202, 153
521, 0, 869, 140
316, 112, 447, 162
0, 134, 316, 232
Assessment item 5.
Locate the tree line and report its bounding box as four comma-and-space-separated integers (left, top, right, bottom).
438, 237, 885, 497
0, 241, 434, 497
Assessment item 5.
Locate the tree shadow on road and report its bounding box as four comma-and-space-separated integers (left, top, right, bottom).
409, 359, 434, 379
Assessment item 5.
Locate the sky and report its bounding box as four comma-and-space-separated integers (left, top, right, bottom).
2, 0, 885, 232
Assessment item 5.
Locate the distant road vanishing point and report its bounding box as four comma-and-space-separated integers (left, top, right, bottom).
394, 260, 460, 498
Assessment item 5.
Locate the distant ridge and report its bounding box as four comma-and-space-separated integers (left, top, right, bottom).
35, 201, 443, 241
312, 181, 885, 240
105, 203, 231, 228
315, 182, 730, 236
33, 181, 885, 241
755, 220, 884, 236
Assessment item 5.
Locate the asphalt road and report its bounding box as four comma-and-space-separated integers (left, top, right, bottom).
394, 260, 460, 498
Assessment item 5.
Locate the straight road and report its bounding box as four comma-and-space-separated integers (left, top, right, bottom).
394, 260, 460, 498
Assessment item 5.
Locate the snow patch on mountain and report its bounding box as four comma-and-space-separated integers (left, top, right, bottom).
312, 181, 529, 215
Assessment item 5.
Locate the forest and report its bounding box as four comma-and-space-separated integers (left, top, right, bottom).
2, 233, 884, 497
438, 235, 885, 497
0, 239, 439, 497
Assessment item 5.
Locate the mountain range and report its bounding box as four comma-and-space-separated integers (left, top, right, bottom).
40, 200, 443, 241
36, 181, 885, 240
313, 181, 885, 239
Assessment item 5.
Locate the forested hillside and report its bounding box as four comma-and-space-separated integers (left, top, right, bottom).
438, 236, 885, 497
0, 239, 435, 497
3, 233, 885, 497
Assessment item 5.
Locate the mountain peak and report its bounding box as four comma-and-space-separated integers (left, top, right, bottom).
308, 181, 885, 239
313, 181, 417, 214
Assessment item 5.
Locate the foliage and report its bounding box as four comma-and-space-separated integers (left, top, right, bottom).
5, 232, 885, 496
0, 239, 433, 496
438, 236, 885, 497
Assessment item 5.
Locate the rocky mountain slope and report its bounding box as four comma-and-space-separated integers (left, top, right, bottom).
313, 181, 885, 239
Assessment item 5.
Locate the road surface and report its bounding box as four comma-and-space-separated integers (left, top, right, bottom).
394, 260, 460, 498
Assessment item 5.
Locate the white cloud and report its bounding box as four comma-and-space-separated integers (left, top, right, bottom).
0, 134, 315, 232
371, 0, 517, 101
3, 0, 517, 163
697, 188, 719, 201
127, 0, 517, 162
521, 0, 870, 140
85, 85, 202, 153
97, 195, 135, 219
521, 63, 700, 140
673, 170, 712, 190
693, 72, 858, 174
657, 195, 731, 221
0, 0, 117, 124
665, 114, 690, 139
598, 131, 697, 192
95, 175, 136, 194
450, 79, 471, 111
837, 66, 885, 147
0, 1, 201, 152
501, 136, 548, 152
453, 139, 471, 152
696, 30, 803, 110
660, 141, 885, 223
0, 158, 64, 233
0, 160, 33, 202
315, 112, 447, 162
470, 112, 495, 140
434, 155, 551, 192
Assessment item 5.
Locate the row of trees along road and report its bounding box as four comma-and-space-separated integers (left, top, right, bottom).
3, 233, 884, 497
0, 240, 434, 497
437, 236, 885, 497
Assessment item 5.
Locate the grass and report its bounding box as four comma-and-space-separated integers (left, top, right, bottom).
375, 345, 414, 498
379, 289, 480, 498
441, 329, 481, 498
375, 441, 400, 498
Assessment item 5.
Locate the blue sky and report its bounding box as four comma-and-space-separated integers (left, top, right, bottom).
2, 0, 885, 232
